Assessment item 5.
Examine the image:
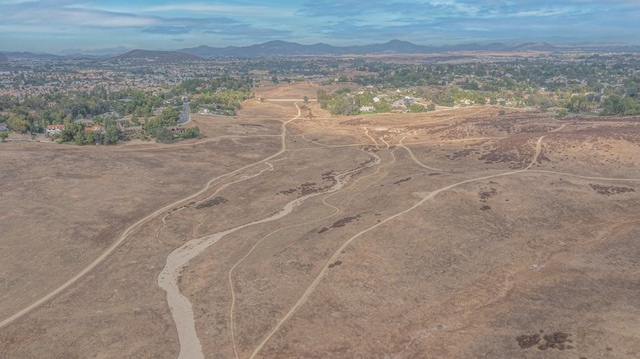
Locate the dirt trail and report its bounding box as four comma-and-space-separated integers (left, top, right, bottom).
362, 127, 380, 146
111, 134, 282, 152
399, 136, 443, 171
159, 153, 380, 359
156, 104, 303, 358
247, 136, 546, 358
526, 136, 545, 169
549, 123, 567, 132
0, 105, 304, 332
247, 134, 640, 356
225, 153, 381, 359
159, 185, 345, 359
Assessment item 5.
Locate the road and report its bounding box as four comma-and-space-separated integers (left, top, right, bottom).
178, 102, 190, 124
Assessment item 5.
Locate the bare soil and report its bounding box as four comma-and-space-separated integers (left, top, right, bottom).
1, 84, 640, 359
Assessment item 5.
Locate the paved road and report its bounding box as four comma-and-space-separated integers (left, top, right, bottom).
178, 102, 190, 124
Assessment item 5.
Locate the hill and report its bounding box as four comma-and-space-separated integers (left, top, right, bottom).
177, 40, 560, 57
7, 40, 640, 60
2, 96, 640, 358
108, 49, 202, 62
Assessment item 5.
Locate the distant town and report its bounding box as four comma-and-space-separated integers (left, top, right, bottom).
1, 44, 640, 145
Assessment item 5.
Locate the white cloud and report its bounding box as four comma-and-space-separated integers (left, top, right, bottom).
144, 3, 292, 18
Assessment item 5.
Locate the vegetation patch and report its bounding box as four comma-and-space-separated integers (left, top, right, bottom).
194, 197, 228, 209
448, 149, 474, 160
331, 215, 361, 228
278, 181, 327, 196
589, 184, 635, 196
516, 331, 574, 351
478, 187, 498, 200
393, 177, 412, 185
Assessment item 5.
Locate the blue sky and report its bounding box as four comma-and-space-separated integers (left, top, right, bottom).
1, 0, 640, 53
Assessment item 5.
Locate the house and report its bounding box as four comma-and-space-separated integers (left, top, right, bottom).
46, 124, 66, 135
85, 124, 104, 133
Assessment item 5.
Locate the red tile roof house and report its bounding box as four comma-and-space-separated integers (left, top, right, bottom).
85, 124, 105, 133
45, 124, 66, 135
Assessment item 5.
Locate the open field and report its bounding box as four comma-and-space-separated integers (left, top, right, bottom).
1, 83, 640, 358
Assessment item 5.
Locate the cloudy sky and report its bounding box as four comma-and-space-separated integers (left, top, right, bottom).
1, 0, 639, 53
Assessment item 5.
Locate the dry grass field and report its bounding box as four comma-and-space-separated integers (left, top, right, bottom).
1, 83, 640, 358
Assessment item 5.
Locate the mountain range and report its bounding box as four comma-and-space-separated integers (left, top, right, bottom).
2, 40, 640, 61
176, 40, 561, 58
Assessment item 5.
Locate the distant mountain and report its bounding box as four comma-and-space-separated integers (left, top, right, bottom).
60, 46, 132, 57
107, 49, 202, 62
512, 42, 559, 52
1, 51, 65, 60
6, 40, 640, 61
177, 40, 561, 57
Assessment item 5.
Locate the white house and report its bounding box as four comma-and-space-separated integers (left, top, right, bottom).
45, 124, 66, 135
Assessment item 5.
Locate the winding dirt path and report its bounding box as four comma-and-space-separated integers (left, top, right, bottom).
550, 123, 567, 132
248, 136, 547, 358
226, 153, 382, 358
527, 136, 545, 169
399, 136, 444, 171
157, 104, 304, 358
0, 106, 301, 331
247, 133, 640, 357
362, 127, 380, 146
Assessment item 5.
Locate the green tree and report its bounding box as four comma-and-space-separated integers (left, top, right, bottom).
181, 126, 200, 139
6, 114, 29, 133
93, 130, 104, 145
155, 127, 174, 143
103, 121, 121, 145
317, 89, 329, 109
330, 95, 359, 116
409, 103, 426, 113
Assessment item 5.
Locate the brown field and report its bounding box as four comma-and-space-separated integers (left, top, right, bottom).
1, 83, 640, 358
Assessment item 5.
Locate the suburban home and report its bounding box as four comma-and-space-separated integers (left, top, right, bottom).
45, 124, 66, 135
85, 124, 105, 133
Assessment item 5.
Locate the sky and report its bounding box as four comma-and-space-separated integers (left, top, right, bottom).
1, 0, 640, 54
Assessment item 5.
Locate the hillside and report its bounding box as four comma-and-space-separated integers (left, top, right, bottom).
177, 39, 561, 57
108, 49, 201, 62
2, 83, 640, 358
